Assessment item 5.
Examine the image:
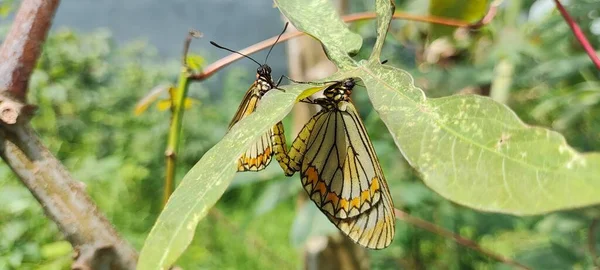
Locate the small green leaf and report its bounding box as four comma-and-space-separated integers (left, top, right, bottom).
186, 54, 204, 73
429, 0, 488, 39
156, 99, 172, 111
134, 84, 172, 116
275, 0, 362, 68
137, 84, 309, 269
40, 241, 72, 259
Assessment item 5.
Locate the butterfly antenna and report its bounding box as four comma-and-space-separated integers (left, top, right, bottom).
264, 22, 289, 64
210, 41, 261, 66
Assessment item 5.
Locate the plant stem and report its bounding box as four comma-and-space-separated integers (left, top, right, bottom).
163, 67, 190, 207
554, 0, 600, 70
162, 30, 200, 207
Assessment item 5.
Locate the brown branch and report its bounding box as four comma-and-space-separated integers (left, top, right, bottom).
589, 219, 600, 268
394, 209, 530, 270
0, 0, 138, 269
554, 0, 600, 70
0, 0, 58, 100
189, 31, 304, 81
189, 10, 487, 82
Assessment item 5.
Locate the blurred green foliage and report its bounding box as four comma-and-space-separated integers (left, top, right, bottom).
0, 28, 298, 269
1, 0, 600, 269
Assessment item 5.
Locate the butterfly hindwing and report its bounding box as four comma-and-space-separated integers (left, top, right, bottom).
300, 103, 382, 219
325, 103, 395, 249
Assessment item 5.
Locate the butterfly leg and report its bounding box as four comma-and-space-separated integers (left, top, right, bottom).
273, 75, 286, 92
283, 75, 340, 86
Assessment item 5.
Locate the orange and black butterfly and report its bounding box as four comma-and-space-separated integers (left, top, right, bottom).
279, 78, 395, 249
211, 23, 289, 172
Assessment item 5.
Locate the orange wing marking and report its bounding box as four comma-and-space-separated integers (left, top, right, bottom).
303, 166, 382, 217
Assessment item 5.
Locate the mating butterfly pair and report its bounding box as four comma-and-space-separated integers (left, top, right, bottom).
212, 23, 395, 249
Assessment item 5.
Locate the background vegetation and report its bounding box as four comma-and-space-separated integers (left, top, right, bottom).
1, 0, 599, 269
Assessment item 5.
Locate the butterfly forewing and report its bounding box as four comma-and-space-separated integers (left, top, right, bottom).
228, 82, 260, 129
228, 82, 276, 172
300, 103, 383, 219
215, 23, 290, 173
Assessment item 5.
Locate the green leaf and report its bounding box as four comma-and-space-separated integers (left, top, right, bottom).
137, 84, 309, 269
275, 0, 362, 68
360, 61, 600, 215
279, 0, 600, 215
40, 241, 72, 259
429, 0, 489, 39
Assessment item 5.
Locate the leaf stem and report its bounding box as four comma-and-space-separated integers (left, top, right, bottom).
394, 208, 531, 270
553, 0, 600, 70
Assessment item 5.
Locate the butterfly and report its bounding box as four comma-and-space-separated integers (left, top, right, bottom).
211, 23, 289, 172
279, 78, 395, 249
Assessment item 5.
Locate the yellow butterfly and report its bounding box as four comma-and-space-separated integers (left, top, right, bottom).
211, 23, 289, 172
280, 78, 395, 249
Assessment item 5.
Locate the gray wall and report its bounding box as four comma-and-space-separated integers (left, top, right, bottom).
52, 0, 289, 77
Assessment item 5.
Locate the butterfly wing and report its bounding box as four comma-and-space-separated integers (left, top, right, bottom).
297, 102, 394, 249
300, 104, 385, 219
326, 185, 395, 249
275, 110, 324, 176
229, 82, 274, 172
228, 82, 260, 129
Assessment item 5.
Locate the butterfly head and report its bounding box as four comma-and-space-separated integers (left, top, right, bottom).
324, 78, 355, 103
256, 64, 272, 78
255, 64, 276, 93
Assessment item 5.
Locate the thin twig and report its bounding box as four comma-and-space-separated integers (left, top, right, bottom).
589, 219, 600, 268
553, 0, 600, 70
394, 209, 530, 270
189, 10, 495, 82
182, 29, 203, 67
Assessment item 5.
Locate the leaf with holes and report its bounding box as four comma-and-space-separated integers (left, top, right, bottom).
280, 0, 600, 215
